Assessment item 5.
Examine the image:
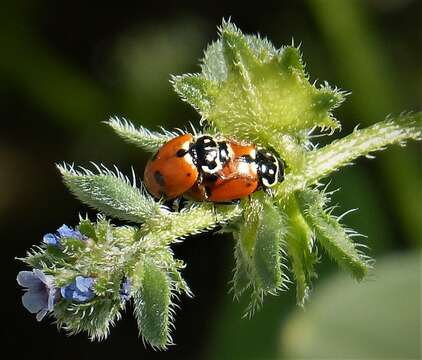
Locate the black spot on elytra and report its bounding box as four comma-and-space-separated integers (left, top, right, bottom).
176, 148, 187, 157
186, 173, 191, 177
154, 171, 166, 187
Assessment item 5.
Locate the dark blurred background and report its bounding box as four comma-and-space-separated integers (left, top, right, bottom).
2, 0, 421, 359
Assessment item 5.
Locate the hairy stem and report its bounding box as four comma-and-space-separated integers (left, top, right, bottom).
277, 112, 421, 197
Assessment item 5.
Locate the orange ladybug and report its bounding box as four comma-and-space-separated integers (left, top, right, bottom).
187, 141, 284, 202
144, 134, 229, 199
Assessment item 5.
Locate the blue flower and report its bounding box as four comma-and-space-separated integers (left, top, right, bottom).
57, 225, 85, 240
43, 233, 59, 246
119, 277, 131, 302
43, 224, 86, 247
17, 269, 58, 321
61, 276, 95, 302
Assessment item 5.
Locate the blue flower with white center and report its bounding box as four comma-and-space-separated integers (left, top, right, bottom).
43, 224, 86, 247
17, 269, 58, 321
119, 277, 131, 302
61, 276, 95, 302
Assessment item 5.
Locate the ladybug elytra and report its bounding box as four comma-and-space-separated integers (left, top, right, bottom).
143, 134, 229, 199
143, 132, 284, 202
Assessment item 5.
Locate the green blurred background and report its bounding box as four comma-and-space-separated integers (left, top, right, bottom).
2, 0, 420, 359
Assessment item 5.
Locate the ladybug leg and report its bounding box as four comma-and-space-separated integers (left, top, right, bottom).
263, 187, 274, 197
211, 203, 218, 222
163, 197, 185, 212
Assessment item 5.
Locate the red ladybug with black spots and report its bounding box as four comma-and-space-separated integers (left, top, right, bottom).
144, 131, 284, 203
143, 133, 229, 199
187, 140, 284, 202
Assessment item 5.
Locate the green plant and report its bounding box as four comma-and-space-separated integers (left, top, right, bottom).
16, 20, 421, 349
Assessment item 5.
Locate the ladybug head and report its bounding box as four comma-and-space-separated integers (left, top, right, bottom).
191, 135, 224, 175
256, 148, 285, 188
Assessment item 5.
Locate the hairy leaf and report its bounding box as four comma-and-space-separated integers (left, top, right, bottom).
134, 260, 173, 349
284, 195, 318, 306
58, 163, 165, 223
299, 189, 372, 280
232, 194, 288, 315
277, 112, 422, 197
172, 20, 344, 167
106, 116, 177, 153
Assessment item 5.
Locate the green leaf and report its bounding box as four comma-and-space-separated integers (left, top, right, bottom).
139, 203, 241, 247
172, 20, 344, 167
58, 163, 165, 223
134, 260, 173, 349
299, 189, 372, 280
171, 74, 217, 116
275, 112, 422, 198
304, 112, 422, 187
254, 196, 287, 292
106, 116, 177, 153
231, 194, 288, 315
284, 195, 318, 306
232, 237, 252, 298
54, 299, 122, 341
200, 39, 227, 82
77, 217, 97, 241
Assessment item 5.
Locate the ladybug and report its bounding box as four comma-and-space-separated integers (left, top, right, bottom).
187, 141, 284, 202
143, 133, 230, 199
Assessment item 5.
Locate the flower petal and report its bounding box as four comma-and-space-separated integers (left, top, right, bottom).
57, 225, 74, 238
57, 225, 84, 240
36, 308, 48, 322
61, 283, 76, 299
72, 289, 94, 302
33, 269, 48, 284
47, 288, 57, 311
17, 271, 39, 288
22, 290, 47, 314
43, 233, 59, 246
75, 276, 94, 292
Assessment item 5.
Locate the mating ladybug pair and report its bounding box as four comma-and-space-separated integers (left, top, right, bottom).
143, 133, 285, 203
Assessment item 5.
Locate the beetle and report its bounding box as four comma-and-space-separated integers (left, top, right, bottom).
143, 134, 231, 199
186, 141, 284, 202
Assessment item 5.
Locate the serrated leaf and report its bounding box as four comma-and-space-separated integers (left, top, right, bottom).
171, 74, 217, 116
201, 40, 227, 82
134, 260, 172, 349
173, 20, 344, 162
278, 46, 305, 75
58, 163, 164, 223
